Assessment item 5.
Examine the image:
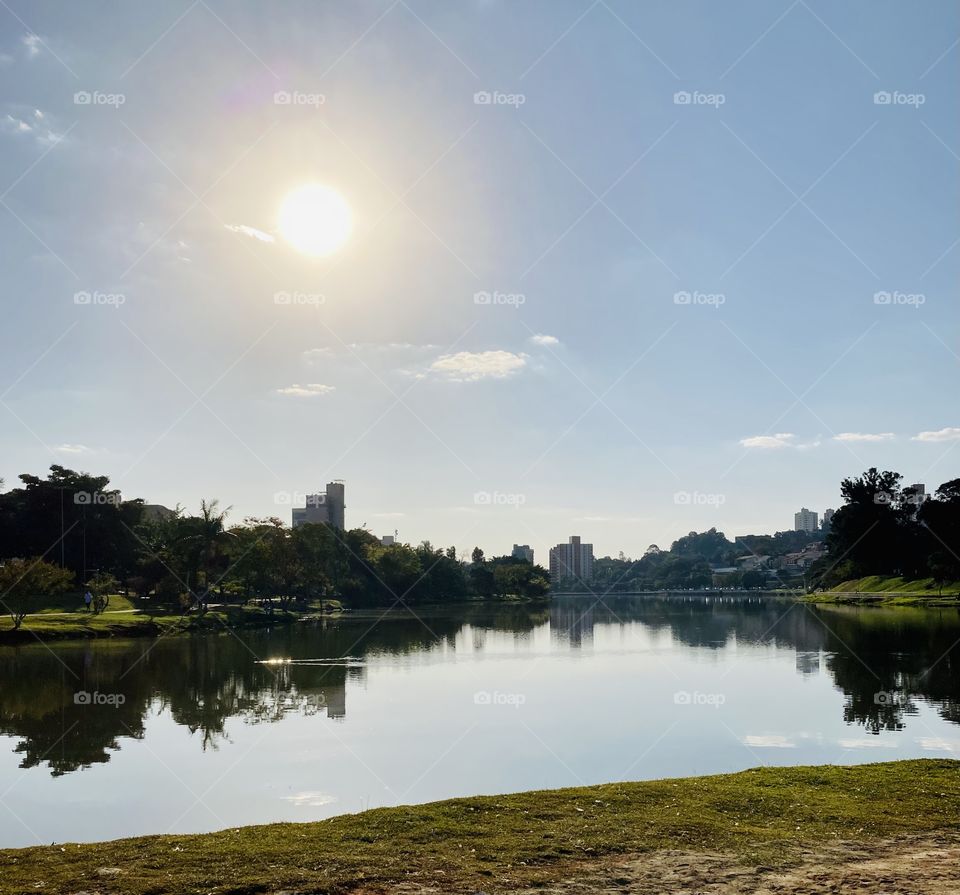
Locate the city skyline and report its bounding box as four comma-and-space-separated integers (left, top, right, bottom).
0, 2, 957, 571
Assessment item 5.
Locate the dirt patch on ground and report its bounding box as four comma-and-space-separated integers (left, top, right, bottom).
382, 832, 960, 894
509, 833, 960, 895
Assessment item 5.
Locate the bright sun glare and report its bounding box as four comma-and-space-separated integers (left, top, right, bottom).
278, 184, 353, 257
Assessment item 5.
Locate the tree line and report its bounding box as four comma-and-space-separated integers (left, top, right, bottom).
814, 469, 960, 590
0, 466, 550, 625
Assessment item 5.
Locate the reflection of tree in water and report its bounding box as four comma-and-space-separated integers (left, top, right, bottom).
552, 596, 960, 735
1, 600, 959, 775
0, 644, 149, 776
809, 605, 960, 734
0, 605, 546, 775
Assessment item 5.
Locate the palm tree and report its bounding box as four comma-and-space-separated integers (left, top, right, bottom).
176, 500, 235, 611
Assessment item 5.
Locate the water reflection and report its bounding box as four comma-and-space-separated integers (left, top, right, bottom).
1, 596, 958, 778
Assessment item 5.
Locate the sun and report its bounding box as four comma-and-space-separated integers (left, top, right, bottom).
278, 184, 353, 257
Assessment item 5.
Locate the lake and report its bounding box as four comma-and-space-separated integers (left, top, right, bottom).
1, 594, 959, 847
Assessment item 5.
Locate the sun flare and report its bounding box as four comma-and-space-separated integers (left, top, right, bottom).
278, 184, 353, 257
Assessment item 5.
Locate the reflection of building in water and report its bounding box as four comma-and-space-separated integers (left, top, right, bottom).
292, 481, 345, 529
795, 650, 821, 676
318, 683, 346, 719
549, 600, 595, 648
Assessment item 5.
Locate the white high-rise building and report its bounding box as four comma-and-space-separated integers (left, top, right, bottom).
549, 536, 594, 584
292, 481, 345, 530
511, 544, 534, 564
794, 507, 818, 533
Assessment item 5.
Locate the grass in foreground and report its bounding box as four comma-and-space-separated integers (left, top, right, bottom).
1, 759, 958, 895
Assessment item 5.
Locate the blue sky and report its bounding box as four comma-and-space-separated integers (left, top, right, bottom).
0, 0, 957, 562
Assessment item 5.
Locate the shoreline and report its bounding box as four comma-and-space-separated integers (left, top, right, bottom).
0, 596, 550, 645
1, 759, 957, 894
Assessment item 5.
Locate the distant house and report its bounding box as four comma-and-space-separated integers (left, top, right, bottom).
736, 554, 769, 571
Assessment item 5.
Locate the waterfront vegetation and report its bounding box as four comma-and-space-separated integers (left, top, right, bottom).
0, 467, 549, 639
2, 465, 960, 641
0, 759, 957, 894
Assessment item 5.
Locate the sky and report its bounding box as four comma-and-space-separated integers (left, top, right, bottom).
0, 0, 957, 563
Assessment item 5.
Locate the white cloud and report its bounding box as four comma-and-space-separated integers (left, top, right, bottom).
275, 383, 335, 397
2, 109, 63, 147
21, 34, 41, 58
225, 223, 275, 243
55, 443, 91, 454
912, 427, 960, 443
428, 350, 527, 382
834, 432, 895, 443
917, 737, 960, 753
742, 734, 795, 748
280, 791, 337, 807
838, 738, 897, 749
372, 512, 406, 518
739, 433, 795, 449
529, 333, 560, 347
302, 348, 333, 365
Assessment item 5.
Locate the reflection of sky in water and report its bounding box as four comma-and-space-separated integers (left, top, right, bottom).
1, 597, 959, 847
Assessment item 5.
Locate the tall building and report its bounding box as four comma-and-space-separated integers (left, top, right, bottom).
821, 508, 835, 530
549, 536, 594, 584
794, 507, 818, 533
292, 481, 345, 530
511, 544, 534, 564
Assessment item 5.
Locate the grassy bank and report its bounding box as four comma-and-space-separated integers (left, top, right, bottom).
0, 603, 306, 644
810, 576, 960, 605
1, 759, 958, 895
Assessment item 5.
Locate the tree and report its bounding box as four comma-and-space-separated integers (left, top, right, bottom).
0, 466, 144, 583
825, 469, 909, 579
0, 558, 74, 629
172, 500, 235, 610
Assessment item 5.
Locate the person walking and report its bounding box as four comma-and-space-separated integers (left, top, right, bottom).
83, 590, 93, 612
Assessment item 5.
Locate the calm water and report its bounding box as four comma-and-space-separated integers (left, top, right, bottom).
1, 595, 959, 847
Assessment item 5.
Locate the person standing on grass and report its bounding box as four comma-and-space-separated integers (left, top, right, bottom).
84, 590, 92, 612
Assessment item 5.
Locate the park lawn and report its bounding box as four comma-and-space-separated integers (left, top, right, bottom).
0, 759, 958, 895
24, 592, 139, 614
817, 576, 960, 603
0, 603, 299, 641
